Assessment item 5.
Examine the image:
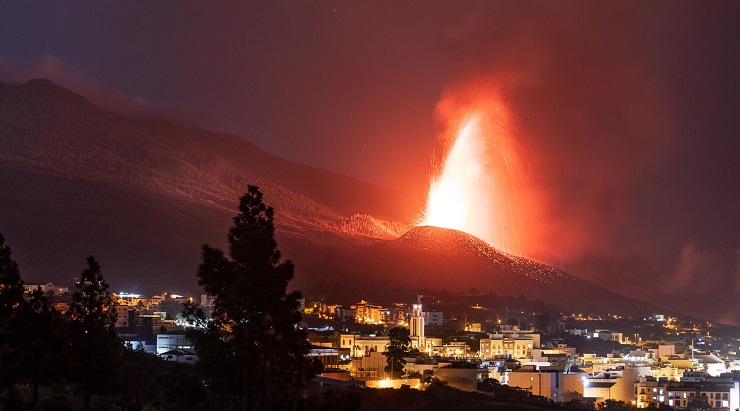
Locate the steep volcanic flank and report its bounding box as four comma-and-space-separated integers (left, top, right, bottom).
282, 226, 659, 315
0, 79, 661, 316
395, 225, 498, 256
395, 226, 571, 288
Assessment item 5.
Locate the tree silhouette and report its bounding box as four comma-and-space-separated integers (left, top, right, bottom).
384, 326, 411, 378
0, 232, 25, 400
187, 185, 313, 409
20, 287, 65, 406
0, 232, 23, 319
534, 314, 551, 334
67, 256, 119, 411
597, 399, 636, 411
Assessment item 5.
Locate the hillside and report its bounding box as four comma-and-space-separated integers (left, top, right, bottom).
285, 226, 659, 315
0, 79, 661, 316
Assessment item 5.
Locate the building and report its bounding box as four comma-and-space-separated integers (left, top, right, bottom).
340, 333, 389, 358
480, 332, 540, 361
158, 349, 197, 364
333, 305, 356, 323
425, 311, 443, 326
508, 366, 564, 401
113, 304, 134, 328
410, 294, 425, 350
199, 294, 215, 307
693, 354, 727, 377
584, 368, 639, 404
156, 334, 193, 355
23, 282, 68, 295
307, 346, 341, 370
437, 342, 471, 358
594, 329, 623, 343
353, 300, 389, 324
389, 303, 408, 326
342, 294, 441, 357
666, 380, 733, 409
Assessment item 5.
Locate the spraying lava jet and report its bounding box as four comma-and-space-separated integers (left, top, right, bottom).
420, 82, 524, 255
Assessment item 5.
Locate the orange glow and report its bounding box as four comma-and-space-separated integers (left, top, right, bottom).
420, 81, 523, 255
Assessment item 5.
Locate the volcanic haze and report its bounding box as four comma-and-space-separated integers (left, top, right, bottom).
0, 79, 676, 319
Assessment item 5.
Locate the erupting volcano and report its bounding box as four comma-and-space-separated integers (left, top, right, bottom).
0, 78, 669, 318
420, 83, 524, 255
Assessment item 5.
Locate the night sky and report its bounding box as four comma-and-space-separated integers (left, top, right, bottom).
1, 2, 739, 323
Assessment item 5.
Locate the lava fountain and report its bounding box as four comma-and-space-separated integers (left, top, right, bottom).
420, 82, 524, 255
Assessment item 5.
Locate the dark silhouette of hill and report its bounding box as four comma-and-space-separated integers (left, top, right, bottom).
0, 79, 661, 316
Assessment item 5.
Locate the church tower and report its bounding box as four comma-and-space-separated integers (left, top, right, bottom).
410, 293, 425, 350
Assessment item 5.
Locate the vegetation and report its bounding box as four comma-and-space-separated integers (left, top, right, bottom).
67, 256, 120, 411
0, 187, 322, 410
384, 326, 411, 378
184, 185, 317, 409
0, 232, 26, 403
0, 233, 24, 317
1, 186, 694, 411
20, 287, 65, 406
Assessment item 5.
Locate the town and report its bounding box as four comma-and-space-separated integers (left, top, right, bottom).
24, 281, 740, 410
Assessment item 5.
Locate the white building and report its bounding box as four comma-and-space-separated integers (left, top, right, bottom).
693, 354, 727, 377
156, 334, 193, 355
425, 311, 443, 326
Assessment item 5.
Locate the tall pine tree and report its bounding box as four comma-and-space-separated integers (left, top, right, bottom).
67, 256, 119, 411
187, 185, 313, 409
0, 232, 23, 319
0, 232, 26, 401
384, 327, 411, 379
21, 287, 65, 406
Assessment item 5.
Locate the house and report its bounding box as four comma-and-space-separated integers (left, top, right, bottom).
159, 349, 197, 364
23, 282, 68, 295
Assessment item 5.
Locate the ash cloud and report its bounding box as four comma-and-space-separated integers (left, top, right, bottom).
434, 2, 740, 322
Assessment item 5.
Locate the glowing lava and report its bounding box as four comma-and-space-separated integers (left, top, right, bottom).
421, 83, 523, 255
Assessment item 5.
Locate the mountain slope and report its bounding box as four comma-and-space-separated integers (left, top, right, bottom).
0, 79, 661, 317
284, 226, 659, 315
0, 79, 409, 222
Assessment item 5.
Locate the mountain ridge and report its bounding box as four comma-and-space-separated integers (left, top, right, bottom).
0, 79, 664, 318
0, 79, 409, 221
